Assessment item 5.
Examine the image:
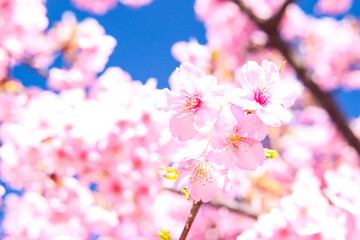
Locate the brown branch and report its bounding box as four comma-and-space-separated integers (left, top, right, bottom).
266, 0, 296, 31
231, 0, 264, 25
231, 0, 294, 31
232, 0, 360, 158
179, 200, 203, 240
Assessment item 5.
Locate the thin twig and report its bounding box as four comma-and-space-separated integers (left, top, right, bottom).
232, 0, 360, 158
179, 200, 203, 240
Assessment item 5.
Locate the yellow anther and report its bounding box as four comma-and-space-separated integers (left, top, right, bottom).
279, 60, 287, 73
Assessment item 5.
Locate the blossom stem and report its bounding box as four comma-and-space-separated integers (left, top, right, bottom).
179, 200, 203, 240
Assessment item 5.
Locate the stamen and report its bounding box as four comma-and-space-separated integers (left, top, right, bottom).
226, 126, 246, 152
183, 92, 202, 113
190, 160, 214, 185
254, 88, 271, 106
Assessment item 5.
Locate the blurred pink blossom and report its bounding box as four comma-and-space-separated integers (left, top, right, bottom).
71, 0, 117, 15
315, 0, 352, 15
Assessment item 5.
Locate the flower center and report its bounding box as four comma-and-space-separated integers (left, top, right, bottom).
190, 160, 213, 186
183, 92, 202, 113
226, 126, 246, 152
254, 87, 271, 106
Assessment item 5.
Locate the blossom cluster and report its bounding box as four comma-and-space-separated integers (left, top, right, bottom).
0, 68, 176, 239
157, 61, 299, 202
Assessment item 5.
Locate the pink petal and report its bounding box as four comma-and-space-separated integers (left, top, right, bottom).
233, 97, 259, 111
154, 88, 176, 111
213, 105, 239, 136
241, 114, 268, 141
256, 108, 281, 127
173, 67, 196, 93
261, 60, 280, 86
169, 116, 198, 141
180, 63, 204, 79
197, 75, 219, 93
175, 170, 191, 190
173, 63, 205, 93
211, 149, 238, 168
235, 141, 265, 170
229, 104, 246, 123
188, 173, 217, 202
273, 81, 301, 107
239, 61, 265, 91
267, 104, 292, 123
194, 107, 220, 130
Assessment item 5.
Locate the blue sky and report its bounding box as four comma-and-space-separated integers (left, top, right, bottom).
12, 0, 360, 117
16, 0, 206, 90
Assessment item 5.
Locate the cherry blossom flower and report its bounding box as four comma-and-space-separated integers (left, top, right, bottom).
173, 153, 231, 202
156, 63, 223, 141
233, 60, 300, 126
210, 104, 267, 170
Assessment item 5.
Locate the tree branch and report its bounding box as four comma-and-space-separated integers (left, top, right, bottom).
179, 200, 203, 240
266, 0, 296, 31
232, 0, 360, 158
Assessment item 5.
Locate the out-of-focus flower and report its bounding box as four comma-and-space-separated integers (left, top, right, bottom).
324, 164, 360, 216
315, 0, 352, 15
47, 13, 116, 90
70, 0, 154, 14
70, 0, 117, 15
